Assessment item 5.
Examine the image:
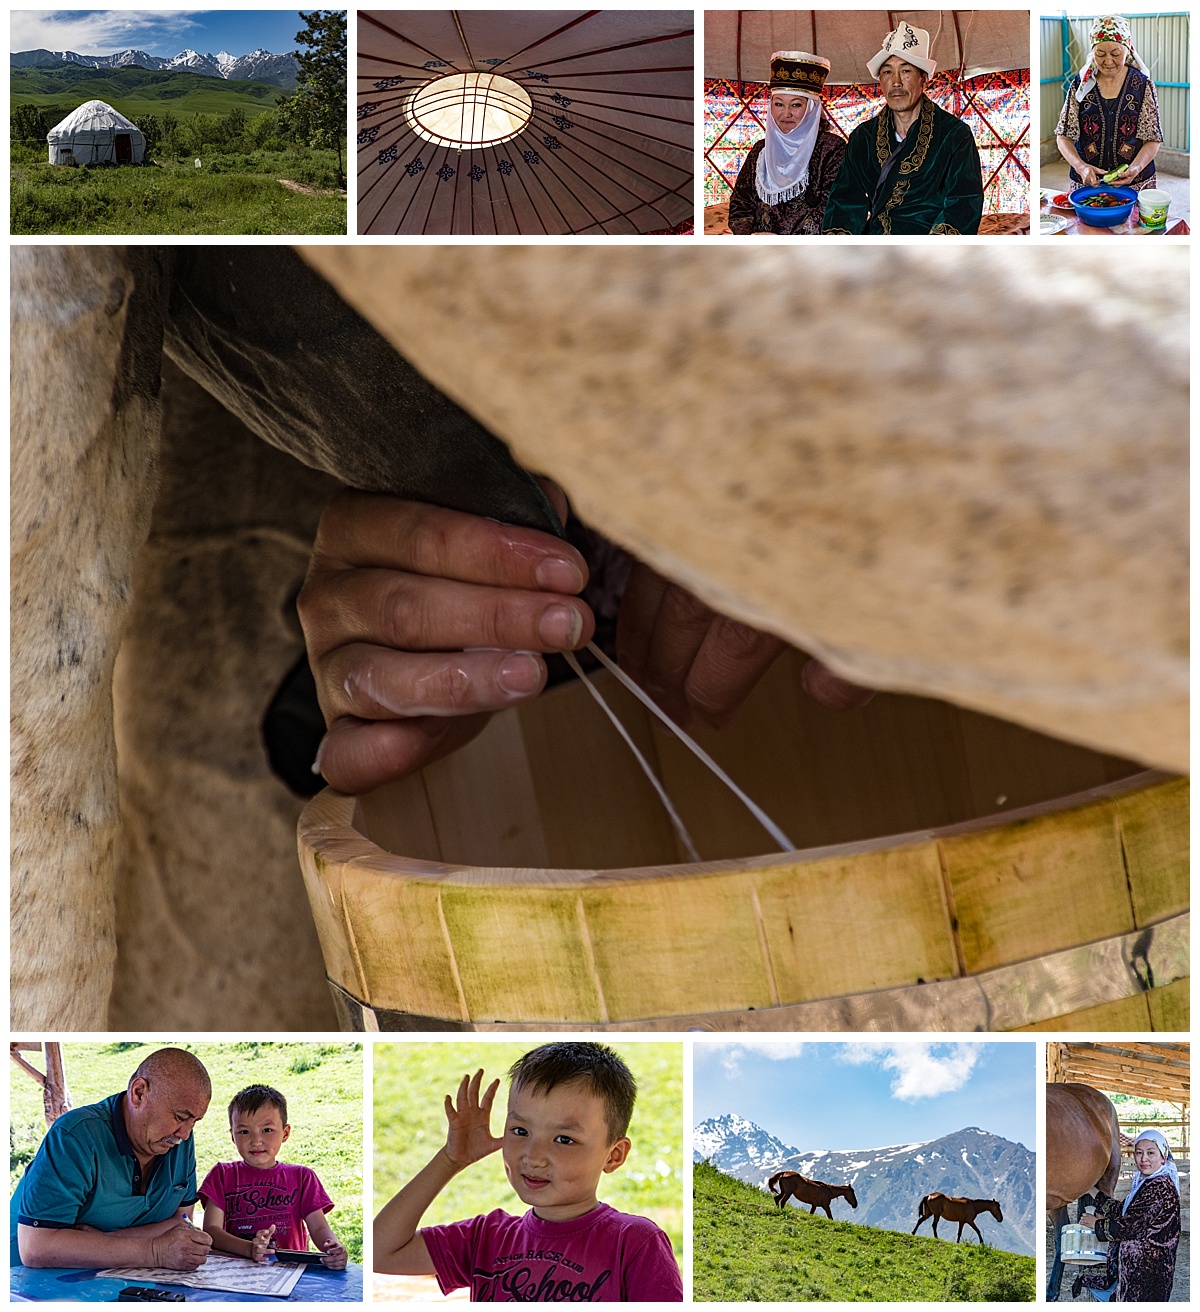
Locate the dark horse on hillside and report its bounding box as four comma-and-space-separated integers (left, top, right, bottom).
912, 1193, 1003, 1244
1046, 1082, 1121, 1301
767, 1171, 859, 1219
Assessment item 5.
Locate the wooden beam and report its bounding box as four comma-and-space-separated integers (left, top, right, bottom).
8, 1042, 71, 1124
1060, 1053, 1190, 1084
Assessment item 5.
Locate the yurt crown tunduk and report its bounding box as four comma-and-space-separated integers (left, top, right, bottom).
358, 10, 694, 235
47, 100, 146, 165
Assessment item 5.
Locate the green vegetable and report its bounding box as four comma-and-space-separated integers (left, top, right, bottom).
1101, 165, 1129, 183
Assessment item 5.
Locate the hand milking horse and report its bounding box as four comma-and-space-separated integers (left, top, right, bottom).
1046, 1083, 1121, 1300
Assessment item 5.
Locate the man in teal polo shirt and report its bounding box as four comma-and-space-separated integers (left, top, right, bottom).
12, 1048, 214, 1270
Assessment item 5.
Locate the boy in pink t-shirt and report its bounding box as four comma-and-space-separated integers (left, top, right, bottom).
199, 1084, 347, 1267
375, 1043, 682, 1301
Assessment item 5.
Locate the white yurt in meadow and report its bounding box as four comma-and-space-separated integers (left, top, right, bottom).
47, 100, 145, 165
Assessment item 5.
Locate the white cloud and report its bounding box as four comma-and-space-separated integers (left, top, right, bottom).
837, 1042, 979, 1101
11, 11, 206, 56
715, 1040, 809, 1077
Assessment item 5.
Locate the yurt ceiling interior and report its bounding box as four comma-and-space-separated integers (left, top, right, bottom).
359, 9, 694, 235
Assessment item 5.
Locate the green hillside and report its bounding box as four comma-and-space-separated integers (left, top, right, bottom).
12, 64, 283, 119
693, 1161, 1035, 1302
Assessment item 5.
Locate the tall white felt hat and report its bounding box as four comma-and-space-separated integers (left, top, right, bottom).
866, 22, 937, 80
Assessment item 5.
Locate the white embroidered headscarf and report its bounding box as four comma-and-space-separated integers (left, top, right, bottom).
1123, 1129, 1180, 1212
1075, 14, 1151, 102
756, 94, 822, 205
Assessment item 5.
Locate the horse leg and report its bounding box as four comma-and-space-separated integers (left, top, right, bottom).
11, 246, 167, 1028
967, 1220, 983, 1244
108, 362, 341, 1028
956, 1221, 964, 1243
821, 1204, 833, 1220
1048, 1203, 1068, 1301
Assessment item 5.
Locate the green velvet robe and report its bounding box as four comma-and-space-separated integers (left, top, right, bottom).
821, 96, 984, 235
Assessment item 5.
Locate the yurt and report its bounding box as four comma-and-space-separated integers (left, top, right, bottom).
47, 100, 146, 165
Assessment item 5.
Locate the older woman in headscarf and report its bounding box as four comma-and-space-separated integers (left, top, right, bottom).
1074, 1128, 1181, 1302
727, 52, 846, 235
1055, 14, 1163, 191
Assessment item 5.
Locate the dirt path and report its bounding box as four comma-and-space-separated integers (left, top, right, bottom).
277, 177, 346, 197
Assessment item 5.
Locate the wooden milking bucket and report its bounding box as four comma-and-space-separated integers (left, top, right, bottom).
298, 650, 1188, 1032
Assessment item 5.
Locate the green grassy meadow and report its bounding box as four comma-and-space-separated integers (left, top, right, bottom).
10, 64, 346, 234
373, 1042, 683, 1259
693, 1161, 1035, 1302
10, 1042, 364, 1265
11, 144, 345, 235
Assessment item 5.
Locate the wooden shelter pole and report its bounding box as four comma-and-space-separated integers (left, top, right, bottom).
9, 1041, 72, 1125
1047, 1042, 1065, 1083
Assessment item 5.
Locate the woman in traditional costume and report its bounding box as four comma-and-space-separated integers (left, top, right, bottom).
1055, 14, 1163, 191
727, 52, 846, 235
1075, 1128, 1181, 1302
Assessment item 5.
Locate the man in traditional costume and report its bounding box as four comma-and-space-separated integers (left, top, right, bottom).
822, 22, 983, 234
1055, 14, 1163, 191
727, 52, 846, 235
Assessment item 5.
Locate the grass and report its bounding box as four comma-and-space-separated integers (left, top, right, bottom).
9, 1042, 363, 1265
373, 1042, 683, 1259
12, 65, 285, 118
11, 148, 346, 234
693, 1161, 1035, 1302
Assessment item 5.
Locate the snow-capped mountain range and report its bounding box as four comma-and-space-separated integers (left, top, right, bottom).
12, 47, 299, 87
694, 1112, 1035, 1255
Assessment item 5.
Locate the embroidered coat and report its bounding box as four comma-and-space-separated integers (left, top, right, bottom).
727, 129, 847, 235
821, 96, 984, 235
1055, 68, 1163, 190
1078, 1176, 1180, 1302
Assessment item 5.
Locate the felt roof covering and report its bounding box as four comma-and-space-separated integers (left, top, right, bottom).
358, 10, 694, 235
48, 99, 142, 136
705, 10, 1030, 86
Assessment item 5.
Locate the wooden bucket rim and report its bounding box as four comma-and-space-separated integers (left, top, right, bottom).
299, 767, 1174, 890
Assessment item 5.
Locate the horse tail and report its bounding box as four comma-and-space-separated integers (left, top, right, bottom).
767, 1172, 782, 1195
915, 1194, 931, 1220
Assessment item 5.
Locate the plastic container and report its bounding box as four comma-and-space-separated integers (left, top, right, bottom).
1137, 188, 1171, 230
1070, 186, 1138, 228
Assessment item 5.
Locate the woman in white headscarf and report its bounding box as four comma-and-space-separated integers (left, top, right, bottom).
727, 52, 846, 234
1075, 1128, 1181, 1301
1055, 14, 1163, 191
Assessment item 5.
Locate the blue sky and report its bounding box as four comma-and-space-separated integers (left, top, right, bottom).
10, 11, 325, 56
694, 1042, 1035, 1151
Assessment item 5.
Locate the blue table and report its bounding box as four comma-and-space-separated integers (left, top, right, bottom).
11, 1261, 363, 1302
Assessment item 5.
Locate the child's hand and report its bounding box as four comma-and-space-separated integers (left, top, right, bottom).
251, 1225, 276, 1263
443, 1070, 503, 1169
319, 1238, 348, 1270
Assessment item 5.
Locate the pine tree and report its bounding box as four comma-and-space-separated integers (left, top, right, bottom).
281, 10, 347, 187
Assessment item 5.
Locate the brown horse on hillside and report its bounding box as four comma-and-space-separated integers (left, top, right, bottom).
767, 1171, 858, 1219
912, 1193, 1003, 1244
1046, 1082, 1121, 1301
